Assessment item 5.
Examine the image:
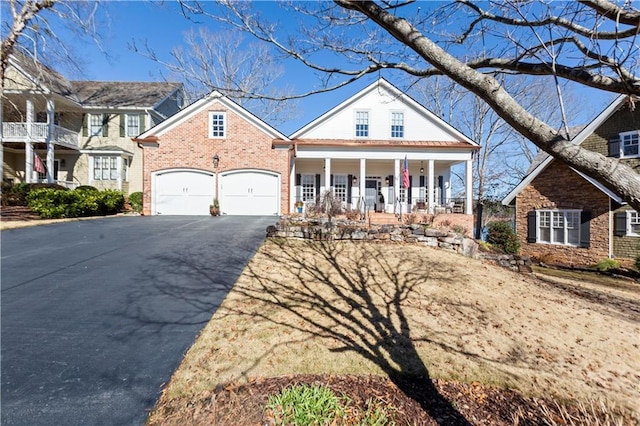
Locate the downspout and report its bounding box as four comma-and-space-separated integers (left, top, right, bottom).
609, 198, 613, 259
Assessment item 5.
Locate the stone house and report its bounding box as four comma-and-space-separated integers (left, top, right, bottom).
502, 95, 640, 265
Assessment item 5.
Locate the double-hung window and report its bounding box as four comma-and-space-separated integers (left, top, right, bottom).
209, 112, 226, 138
620, 131, 639, 158
537, 210, 580, 246
126, 114, 140, 137
391, 111, 404, 138
93, 156, 118, 181
89, 113, 104, 136
355, 111, 369, 137
628, 211, 640, 236
333, 175, 347, 202
301, 174, 316, 202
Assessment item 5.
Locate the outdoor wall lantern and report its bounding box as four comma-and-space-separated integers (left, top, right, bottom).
352, 176, 357, 185
420, 161, 424, 174
385, 177, 389, 185
213, 154, 220, 168
60, 159, 66, 167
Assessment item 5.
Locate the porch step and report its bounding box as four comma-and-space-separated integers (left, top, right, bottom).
367, 212, 402, 225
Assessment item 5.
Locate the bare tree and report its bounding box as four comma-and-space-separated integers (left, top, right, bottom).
131, 27, 298, 124
176, 0, 640, 211
1, 0, 104, 86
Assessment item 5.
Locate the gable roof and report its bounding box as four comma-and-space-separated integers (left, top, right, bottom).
290, 78, 477, 147
134, 90, 289, 142
502, 95, 631, 206
71, 81, 182, 109
6, 50, 77, 100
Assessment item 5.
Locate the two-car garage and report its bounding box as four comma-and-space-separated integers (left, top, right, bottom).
152, 169, 280, 216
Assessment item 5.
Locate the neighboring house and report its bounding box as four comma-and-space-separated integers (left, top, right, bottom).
502, 95, 640, 265
134, 78, 479, 219
1, 51, 183, 194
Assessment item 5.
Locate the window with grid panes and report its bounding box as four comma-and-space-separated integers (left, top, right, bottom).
301, 174, 315, 202
391, 112, 404, 138
621, 131, 639, 158
628, 211, 640, 236
126, 114, 140, 137
334, 175, 347, 202
355, 111, 369, 137
93, 156, 118, 181
537, 210, 580, 245
209, 112, 226, 138
89, 114, 103, 136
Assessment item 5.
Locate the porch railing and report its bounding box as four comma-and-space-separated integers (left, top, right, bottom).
1, 122, 80, 149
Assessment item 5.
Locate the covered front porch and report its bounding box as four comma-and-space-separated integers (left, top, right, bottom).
1, 90, 83, 186
290, 153, 473, 216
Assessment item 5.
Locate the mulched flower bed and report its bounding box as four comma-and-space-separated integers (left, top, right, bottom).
149, 374, 625, 425
0, 206, 42, 221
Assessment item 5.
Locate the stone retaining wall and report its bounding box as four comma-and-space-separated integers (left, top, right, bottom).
267, 217, 480, 259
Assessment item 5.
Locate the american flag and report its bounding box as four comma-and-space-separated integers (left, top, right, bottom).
402, 155, 409, 189
34, 153, 46, 174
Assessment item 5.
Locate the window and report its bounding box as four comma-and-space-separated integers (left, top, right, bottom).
301, 174, 315, 202
209, 112, 226, 138
126, 114, 140, 137
93, 156, 118, 181
628, 211, 640, 236
89, 114, 104, 136
621, 131, 639, 158
355, 111, 369, 137
334, 175, 347, 202
391, 111, 404, 138
537, 210, 580, 246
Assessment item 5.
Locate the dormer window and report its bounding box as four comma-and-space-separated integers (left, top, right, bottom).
391, 111, 404, 138
355, 111, 369, 137
621, 130, 639, 158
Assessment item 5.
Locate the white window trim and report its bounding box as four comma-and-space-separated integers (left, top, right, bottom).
536, 209, 581, 246
208, 111, 226, 139
390, 110, 405, 139
301, 174, 316, 202
627, 210, 640, 237
354, 110, 370, 138
619, 130, 640, 159
125, 113, 141, 137
89, 113, 103, 136
90, 155, 120, 181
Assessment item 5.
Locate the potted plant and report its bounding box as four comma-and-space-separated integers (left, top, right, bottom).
295, 200, 304, 213
210, 198, 220, 216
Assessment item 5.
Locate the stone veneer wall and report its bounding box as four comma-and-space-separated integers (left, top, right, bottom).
515, 161, 610, 266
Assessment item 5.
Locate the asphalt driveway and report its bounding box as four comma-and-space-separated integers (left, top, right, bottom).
1, 215, 273, 425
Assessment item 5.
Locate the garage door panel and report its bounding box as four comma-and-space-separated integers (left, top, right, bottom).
220, 171, 279, 216
154, 170, 214, 215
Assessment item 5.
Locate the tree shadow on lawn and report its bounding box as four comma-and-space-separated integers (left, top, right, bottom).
228, 238, 475, 425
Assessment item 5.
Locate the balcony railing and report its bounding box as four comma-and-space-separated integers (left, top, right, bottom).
1, 122, 80, 149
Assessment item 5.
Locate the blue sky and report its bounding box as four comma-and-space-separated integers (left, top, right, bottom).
4, 1, 613, 137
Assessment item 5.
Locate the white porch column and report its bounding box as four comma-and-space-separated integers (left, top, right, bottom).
25, 99, 34, 182
46, 98, 55, 183
290, 156, 296, 213
427, 159, 435, 214
359, 158, 365, 207
393, 158, 400, 213
324, 157, 331, 195
465, 158, 473, 214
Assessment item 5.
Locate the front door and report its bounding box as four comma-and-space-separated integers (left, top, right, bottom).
365, 179, 378, 211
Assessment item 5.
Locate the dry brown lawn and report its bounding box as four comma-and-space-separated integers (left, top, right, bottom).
149, 239, 640, 424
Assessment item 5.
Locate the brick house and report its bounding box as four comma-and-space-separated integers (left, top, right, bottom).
134, 79, 479, 219
1, 51, 183, 194
502, 95, 640, 265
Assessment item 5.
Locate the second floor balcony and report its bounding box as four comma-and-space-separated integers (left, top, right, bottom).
1, 122, 80, 149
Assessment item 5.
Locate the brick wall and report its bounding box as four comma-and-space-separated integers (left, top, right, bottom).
141, 100, 290, 215
515, 161, 610, 266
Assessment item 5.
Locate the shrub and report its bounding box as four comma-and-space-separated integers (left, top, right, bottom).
344, 208, 361, 220
403, 212, 419, 225
128, 191, 143, 213
27, 188, 124, 218
595, 258, 620, 272
75, 185, 99, 192
486, 221, 520, 254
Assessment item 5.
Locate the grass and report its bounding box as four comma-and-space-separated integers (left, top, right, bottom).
148, 239, 640, 424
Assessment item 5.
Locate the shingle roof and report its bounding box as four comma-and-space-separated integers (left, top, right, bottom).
524, 125, 586, 175
8, 50, 77, 100
70, 81, 181, 108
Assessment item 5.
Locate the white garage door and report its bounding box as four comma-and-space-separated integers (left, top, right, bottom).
220, 171, 279, 215
154, 170, 214, 215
